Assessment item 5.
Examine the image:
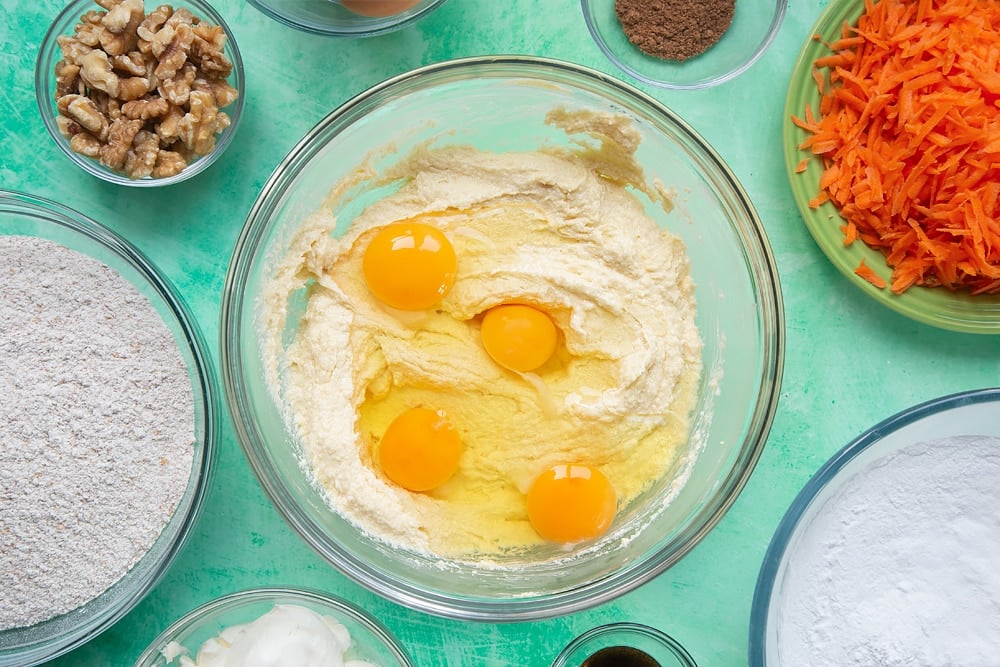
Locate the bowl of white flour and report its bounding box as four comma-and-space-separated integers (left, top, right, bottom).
0, 190, 217, 666
750, 387, 1000, 667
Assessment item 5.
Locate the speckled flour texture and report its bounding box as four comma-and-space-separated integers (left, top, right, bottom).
0, 236, 195, 630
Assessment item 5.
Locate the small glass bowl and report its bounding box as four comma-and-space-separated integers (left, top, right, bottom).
35, 0, 245, 187
133, 587, 414, 667
0, 190, 218, 666
221, 56, 784, 621
248, 0, 449, 37
581, 0, 786, 90
552, 623, 698, 667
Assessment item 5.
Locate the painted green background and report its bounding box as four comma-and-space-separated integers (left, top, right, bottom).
1, 0, 997, 665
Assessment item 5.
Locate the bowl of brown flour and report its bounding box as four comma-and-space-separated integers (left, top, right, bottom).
0, 190, 217, 666
581, 0, 786, 89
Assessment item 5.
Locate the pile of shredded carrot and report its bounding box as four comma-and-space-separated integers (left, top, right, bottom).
792, 0, 1000, 295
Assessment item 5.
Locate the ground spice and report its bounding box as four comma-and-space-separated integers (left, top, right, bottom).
614, 0, 735, 62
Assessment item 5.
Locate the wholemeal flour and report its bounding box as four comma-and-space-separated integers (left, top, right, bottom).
0, 235, 195, 630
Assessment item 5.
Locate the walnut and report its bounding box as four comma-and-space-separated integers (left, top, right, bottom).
79, 49, 120, 97
99, 0, 144, 55
164, 7, 196, 28
57, 34, 93, 64
137, 5, 172, 42
55, 60, 83, 97
50, 0, 239, 180
157, 62, 196, 106
151, 23, 195, 80
177, 89, 217, 155
56, 115, 82, 139
70, 132, 103, 158
155, 103, 185, 144
124, 129, 160, 179
152, 150, 186, 178
58, 94, 108, 139
112, 51, 146, 76
122, 96, 169, 120
71, 20, 103, 48
99, 117, 143, 169
118, 76, 151, 101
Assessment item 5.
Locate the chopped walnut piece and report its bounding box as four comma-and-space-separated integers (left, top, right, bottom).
51, 0, 239, 179
152, 22, 195, 80
57, 34, 93, 63
124, 129, 160, 178
70, 132, 104, 158
118, 76, 151, 101
99, 117, 143, 169
122, 96, 169, 120
112, 51, 146, 76
152, 150, 186, 178
55, 61, 83, 97
79, 49, 120, 97
137, 4, 172, 42
56, 115, 82, 139
155, 103, 185, 144
158, 62, 196, 106
177, 89, 218, 155
165, 7, 196, 28
58, 94, 109, 139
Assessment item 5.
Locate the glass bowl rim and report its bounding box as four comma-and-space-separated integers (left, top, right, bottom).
0, 188, 219, 665
221, 54, 785, 621
579, 0, 787, 90
132, 586, 415, 667
246, 0, 450, 38
748, 386, 1000, 665
33, 0, 246, 188
551, 622, 698, 667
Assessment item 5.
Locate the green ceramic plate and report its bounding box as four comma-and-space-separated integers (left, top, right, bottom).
784, 0, 1000, 334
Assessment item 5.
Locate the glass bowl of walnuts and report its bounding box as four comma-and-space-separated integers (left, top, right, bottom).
35, 0, 245, 186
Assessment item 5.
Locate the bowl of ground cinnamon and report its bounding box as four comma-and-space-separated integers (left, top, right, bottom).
581, 0, 786, 90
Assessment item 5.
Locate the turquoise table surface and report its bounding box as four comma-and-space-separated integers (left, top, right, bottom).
3, 1, 999, 665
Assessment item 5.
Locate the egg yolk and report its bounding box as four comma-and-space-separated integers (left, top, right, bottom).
378, 407, 462, 492
362, 221, 456, 310
480, 304, 558, 372
526, 465, 617, 543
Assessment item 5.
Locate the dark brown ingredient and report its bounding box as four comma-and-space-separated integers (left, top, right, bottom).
614, 0, 735, 62
582, 645, 661, 667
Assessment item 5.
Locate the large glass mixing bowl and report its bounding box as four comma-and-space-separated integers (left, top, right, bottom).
221, 56, 784, 621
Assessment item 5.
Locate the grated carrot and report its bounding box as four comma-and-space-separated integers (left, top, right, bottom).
855, 258, 888, 289
792, 0, 1000, 295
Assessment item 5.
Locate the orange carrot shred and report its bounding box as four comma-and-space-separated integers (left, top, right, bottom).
855, 259, 888, 289
795, 0, 1000, 295
796, 158, 809, 173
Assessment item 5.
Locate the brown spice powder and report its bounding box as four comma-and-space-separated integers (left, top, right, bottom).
614, 0, 736, 62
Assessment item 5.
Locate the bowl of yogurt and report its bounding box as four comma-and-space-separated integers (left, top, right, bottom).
133, 587, 413, 667
221, 55, 784, 621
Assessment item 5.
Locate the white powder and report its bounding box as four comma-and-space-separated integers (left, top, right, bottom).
773, 435, 1000, 666
0, 235, 195, 630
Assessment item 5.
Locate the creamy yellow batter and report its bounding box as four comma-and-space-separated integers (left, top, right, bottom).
260, 110, 702, 559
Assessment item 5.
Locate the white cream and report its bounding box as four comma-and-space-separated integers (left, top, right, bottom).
173, 604, 378, 667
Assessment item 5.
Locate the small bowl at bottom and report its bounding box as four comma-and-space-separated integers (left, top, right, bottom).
133, 587, 414, 667
552, 623, 697, 667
